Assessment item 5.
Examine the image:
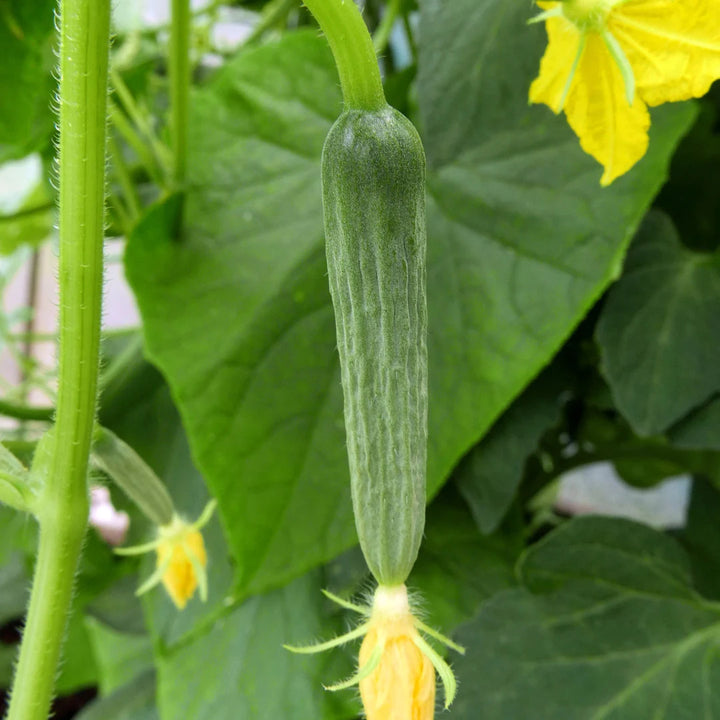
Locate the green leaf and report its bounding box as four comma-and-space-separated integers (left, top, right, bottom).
656, 101, 720, 252
669, 395, 720, 451
455, 370, 563, 534
74, 671, 158, 720
85, 573, 147, 635
0, 551, 29, 627
417, 0, 546, 168
410, 490, 519, 631
519, 516, 694, 595
0, 0, 56, 161
85, 617, 154, 695
449, 517, 720, 719
156, 571, 357, 720
0, 505, 36, 625
612, 456, 687, 489
680, 478, 720, 601
0, 440, 31, 511
55, 613, 99, 694
597, 211, 720, 435
126, 20, 693, 598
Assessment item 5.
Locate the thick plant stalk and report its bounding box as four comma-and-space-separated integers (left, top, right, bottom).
6, 1, 110, 718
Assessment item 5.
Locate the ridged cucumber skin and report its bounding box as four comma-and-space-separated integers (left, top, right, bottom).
321, 105, 427, 586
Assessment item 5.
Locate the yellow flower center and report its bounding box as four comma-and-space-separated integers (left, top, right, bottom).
562, 0, 612, 30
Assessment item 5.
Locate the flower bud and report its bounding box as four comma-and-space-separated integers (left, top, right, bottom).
156, 519, 208, 609
115, 499, 216, 610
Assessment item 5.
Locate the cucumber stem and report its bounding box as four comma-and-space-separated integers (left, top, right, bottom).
5, 0, 110, 717
302, 0, 386, 110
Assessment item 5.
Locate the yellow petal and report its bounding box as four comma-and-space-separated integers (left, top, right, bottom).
610, 0, 720, 105
157, 528, 207, 609
563, 31, 651, 185
530, 14, 584, 113
359, 626, 435, 720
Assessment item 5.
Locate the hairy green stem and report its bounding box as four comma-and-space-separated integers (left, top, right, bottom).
6, 0, 110, 718
302, 0, 385, 110
169, 0, 191, 186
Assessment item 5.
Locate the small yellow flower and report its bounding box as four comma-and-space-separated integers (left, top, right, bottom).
529, 0, 720, 185
115, 499, 216, 609
285, 584, 464, 719
154, 518, 208, 609
358, 586, 436, 720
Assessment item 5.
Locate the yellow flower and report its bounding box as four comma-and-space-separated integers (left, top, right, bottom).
154, 518, 208, 609
285, 584, 465, 718
358, 587, 436, 720
529, 0, 720, 185
115, 499, 216, 609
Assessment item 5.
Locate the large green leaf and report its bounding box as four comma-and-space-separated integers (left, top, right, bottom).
680, 478, 720, 601
0, 506, 34, 627
156, 571, 357, 720
417, 0, 544, 167
449, 517, 720, 719
670, 395, 720, 450
74, 671, 158, 720
454, 369, 563, 534
0, 0, 56, 161
409, 490, 519, 631
85, 617, 154, 695
597, 212, 720, 435
126, 18, 693, 598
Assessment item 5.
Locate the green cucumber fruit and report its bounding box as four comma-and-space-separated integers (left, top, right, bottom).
322, 104, 427, 586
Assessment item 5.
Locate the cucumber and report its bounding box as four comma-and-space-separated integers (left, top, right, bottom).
322, 104, 427, 586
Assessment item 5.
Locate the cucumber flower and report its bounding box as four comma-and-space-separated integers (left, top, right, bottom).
285, 584, 464, 719
529, 0, 720, 185
115, 500, 216, 609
